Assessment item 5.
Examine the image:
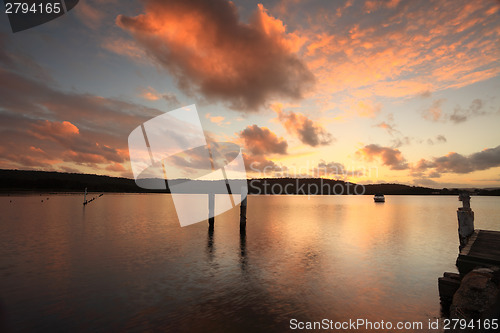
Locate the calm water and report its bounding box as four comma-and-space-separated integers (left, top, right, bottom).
1, 194, 499, 332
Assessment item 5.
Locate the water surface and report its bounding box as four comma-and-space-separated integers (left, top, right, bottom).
1, 194, 499, 332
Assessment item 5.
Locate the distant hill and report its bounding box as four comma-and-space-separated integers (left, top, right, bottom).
0, 169, 498, 195
247, 178, 438, 195
0, 169, 142, 193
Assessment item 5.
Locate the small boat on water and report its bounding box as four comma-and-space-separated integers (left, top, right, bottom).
374, 193, 385, 202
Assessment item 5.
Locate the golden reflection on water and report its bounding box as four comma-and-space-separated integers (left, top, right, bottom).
1, 194, 499, 331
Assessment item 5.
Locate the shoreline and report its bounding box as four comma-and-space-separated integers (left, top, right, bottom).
2, 191, 500, 196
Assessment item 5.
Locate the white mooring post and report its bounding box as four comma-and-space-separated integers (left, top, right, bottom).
83, 187, 88, 205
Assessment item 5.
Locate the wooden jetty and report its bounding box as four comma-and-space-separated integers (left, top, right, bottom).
456, 229, 500, 275
438, 193, 500, 320
453, 192, 500, 274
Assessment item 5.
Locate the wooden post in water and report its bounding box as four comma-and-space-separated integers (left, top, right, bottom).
240, 186, 247, 230
457, 192, 474, 251
83, 187, 87, 205
208, 192, 215, 228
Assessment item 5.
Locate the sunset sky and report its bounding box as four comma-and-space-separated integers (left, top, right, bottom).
0, 0, 499, 188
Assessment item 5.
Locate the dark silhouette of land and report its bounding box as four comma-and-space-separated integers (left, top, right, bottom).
1, 169, 499, 195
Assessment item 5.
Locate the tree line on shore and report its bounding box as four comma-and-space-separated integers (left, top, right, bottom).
1, 169, 499, 195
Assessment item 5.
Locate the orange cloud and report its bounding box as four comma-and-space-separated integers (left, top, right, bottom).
373, 120, 399, 136
205, 113, 228, 126
31, 120, 80, 141
364, 0, 400, 13
273, 104, 333, 147
75, 1, 105, 29
349, 99, 381, 118
106, 162, 126, 172
117, 0, 314, 110
0, 66, 158, 173
240, 125, 288, 155
102, 37, 147, 61
63, 150, 108, 164
29, 146, 45, 154
140, 86, 161, 101
303, 0, 500, 101
356, 144, 408, 170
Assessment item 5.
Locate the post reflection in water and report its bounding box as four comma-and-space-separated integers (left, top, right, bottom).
239, 226, 247, 272
205, 223, 248, 273
206, 224, 215, 261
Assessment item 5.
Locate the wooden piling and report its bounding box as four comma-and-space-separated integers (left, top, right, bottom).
83, 187, 88, 205
240, 186, 247, 229
457, 192, 474, 251
208, 192, 215, 227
